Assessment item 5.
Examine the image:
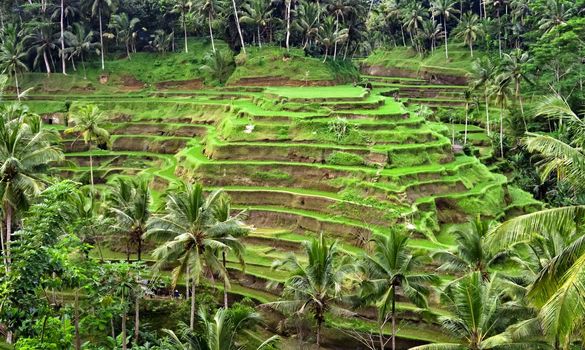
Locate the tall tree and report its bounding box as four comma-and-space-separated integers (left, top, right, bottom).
537, 0, 575, 34
454, 12, 482, 56
401, 2, 426, 51
294, 2, 321, 49
65, 104, 111, 195
359, 232, 438, 350
109, 12, 140, 59
230, 0, 246, 54
430, 0, 459, 59
0, 106, 63, 272
489, 73, 513, 158
108, 176, 152, 262
0, 25, 28, 100
502, 48, 532, 127
145, 183, 247, 330
83, 0, 118, 70
172, 0, 193, 53
240, 0, 272, 48
469, 56, 496, 136
26, 21, 56, 76
318, 16, 348, 63
63, 23, 99, 78
51, 0, 80, 74
197, 0, 223, 52
268, 233, 353, 348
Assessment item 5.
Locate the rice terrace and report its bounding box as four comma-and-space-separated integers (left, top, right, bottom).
0, 0, 584, 349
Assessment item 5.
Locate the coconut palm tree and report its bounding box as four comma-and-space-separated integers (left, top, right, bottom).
294, 2, 321, 49
469, 56, 496, 136
197, 0, 223, 52
172, 0, 193, 53
151, 29, 173, 54
318, 16, 348, 63
327, 0, 354, 60
108, 176, 152, 262
163, 308, 279, 350
199, 49, 234, 84
0, 106, 63, 271
50, 0, 80, 74
430, 0, 459, 60
210, 193, 250, 309
537, 0, 574, 34
433, 217, 513, 279
145, 183, 247, 330
419, 18, 442, 53
240, 0, 272, 48
488, 73, 513, 158
109, 12, 140, 59
411, 272, 536, 350
230, 0, 246, 54
63, 23, 99, 78
501, 48, 532, 127
26, 21, 56, 76
487, 95, 585, 348
65, 104, 111, 194
83, 0, 118, 70
359, 232, 438, 350
454, 12, 482, 57
401, 2, 426, 51
268, 233, 354, 348
0, 25, 28, 100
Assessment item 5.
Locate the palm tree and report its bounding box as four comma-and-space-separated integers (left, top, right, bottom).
163, 308, 278, 349
502, 48, 532, 127
359, 232, 438, 350
0, 25, 28, 100
172, 0, 193, 53
411, 272, 532, 350
151, 29, 173, 54
327, 0, 354, 60
294, 2, 321, 49
401, 2, 426, 51
64, 23, 99, 78
0, 106, 63, 271
454, 12, 482, 57
487, 96, 585, 348
240, 0, 272, 48
109, 12, 140, 59
318, 16, 348, 63
50, 0, 80, 74
537, 0, 574, 34
488, 73, 513, 158
433, 217, 513, 279
469, 56, 496, 136
145, 183, 247, 330
230, 0, 246, 54
65, 104, 111, 194
210, 194, 250, 309
26, 22, 56, 76
430, 0, 459, 60
268, 233, 353, 348
199, 49, 234, 84
108, 176, 152, 262
83, 0, 118, 70
197, 0, 223, 52
419, 18, 442, 53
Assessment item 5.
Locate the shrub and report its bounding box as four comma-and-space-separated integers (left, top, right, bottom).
326, 151, 365, 166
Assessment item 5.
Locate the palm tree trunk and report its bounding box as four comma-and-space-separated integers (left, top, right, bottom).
316, 318, 322, 348
469, 41, 473, 57
232, 0, 246, 54
484, 87, 490, 136
81, 53, 87, 79
99, 7, 105, 70
400, 27, 406, 47
4, 203, 12, 271
183, 14, 188, 53
516, 81, 527, 131
286, 0, 291, 51
121, 308, 127, 350
190, 279, 196, 330
464, 102, 469, 144
209, 13, 216, 52
60, 0, 66, 75
0, 224, 7, 273
134, 296, 140, 345
257, 26, 262, 48
391, 287, 396, 350
334, 13, 339, 60
13, 68, 20, 101
499, 104, 504, 158
223, 251, 228, 309
322, 47, 328, 63
74, 289, 81, 350
137, 237, 141, 261
43, 50, 51, 75
443, 16, 448, 60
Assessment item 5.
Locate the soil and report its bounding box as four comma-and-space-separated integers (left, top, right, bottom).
230, 76, 336, 87
155, 78, 204, 90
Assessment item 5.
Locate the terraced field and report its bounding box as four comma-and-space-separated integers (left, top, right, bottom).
21, 78, 538, 347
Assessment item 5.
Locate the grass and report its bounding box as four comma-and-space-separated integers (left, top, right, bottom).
265, 85, 367, 99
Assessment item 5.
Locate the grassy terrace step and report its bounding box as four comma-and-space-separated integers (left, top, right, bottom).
264, 86, 369, 102
108, 122, 209, 137
206, 138, 451, 166
362, 75, 428, 84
